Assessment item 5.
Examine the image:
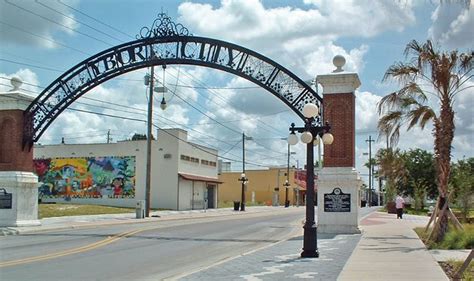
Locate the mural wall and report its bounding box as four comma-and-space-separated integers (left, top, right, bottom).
34, 156, 136, 199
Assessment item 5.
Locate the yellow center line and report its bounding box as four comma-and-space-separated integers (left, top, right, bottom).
0, 226, 155, 267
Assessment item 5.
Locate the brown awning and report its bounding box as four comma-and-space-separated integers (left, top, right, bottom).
178, 173, 223, 184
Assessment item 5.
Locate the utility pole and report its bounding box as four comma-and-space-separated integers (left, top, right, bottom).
285, 142, 290, 207
145, 66, 155, 217
241, 133, 246, 211
107, 129, 111, 144
366, 135, 375, 207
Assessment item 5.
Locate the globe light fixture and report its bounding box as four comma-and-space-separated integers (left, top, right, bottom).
302, 103, 319, 118
288, 132, 299, 145
322, 133, 334, 145
300, 131, 313, 144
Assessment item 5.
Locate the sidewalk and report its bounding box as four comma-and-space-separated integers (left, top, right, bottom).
338, 212, 449, 281
179, 211, 450, 281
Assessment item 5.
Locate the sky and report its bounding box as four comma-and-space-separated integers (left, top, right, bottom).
0, 0, 473, 186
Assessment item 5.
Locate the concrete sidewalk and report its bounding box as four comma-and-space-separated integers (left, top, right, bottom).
338, 212, 449, 281
179, 210, 451, 281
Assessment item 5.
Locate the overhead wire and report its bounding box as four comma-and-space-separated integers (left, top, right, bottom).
4, 0, 114, 46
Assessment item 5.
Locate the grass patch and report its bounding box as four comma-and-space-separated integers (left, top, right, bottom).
39, 203, 134, 219
414, 224, 474, 250
439, 259, 474, 281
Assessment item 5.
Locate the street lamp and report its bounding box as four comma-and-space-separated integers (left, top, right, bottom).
284, 179, 291, 207
238, 173, 248, 211
288, 102, 333, 258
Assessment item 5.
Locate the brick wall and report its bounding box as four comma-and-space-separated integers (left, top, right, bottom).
0, 110, 34, 172
323, 93, 355, 168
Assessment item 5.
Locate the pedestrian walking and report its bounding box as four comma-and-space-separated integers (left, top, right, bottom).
395, 194, 405, 219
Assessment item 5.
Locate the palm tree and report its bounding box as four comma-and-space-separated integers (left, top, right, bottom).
378, 40, 473, 241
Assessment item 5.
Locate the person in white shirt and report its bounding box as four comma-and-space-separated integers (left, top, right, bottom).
395, 194, 405, 219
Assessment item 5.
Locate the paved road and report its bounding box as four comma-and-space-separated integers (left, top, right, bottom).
0, 208, 304, 281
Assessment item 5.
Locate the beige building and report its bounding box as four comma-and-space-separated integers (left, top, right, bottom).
218, 167, 303, 206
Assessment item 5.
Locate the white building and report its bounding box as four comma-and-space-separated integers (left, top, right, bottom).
33, 128, 221, 210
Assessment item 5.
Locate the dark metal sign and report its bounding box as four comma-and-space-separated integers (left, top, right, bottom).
324, 187, 350, 212
0, 188, 12, 209
23, 13, 321, 148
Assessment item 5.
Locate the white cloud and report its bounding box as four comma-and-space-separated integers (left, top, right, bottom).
355, 90, 382, 132
0, 0, 79, 48
179, 0, 415, 43
428, 3, 474, 48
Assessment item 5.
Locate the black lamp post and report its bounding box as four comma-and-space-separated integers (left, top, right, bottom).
288, 103, 333, 258
238, 173, 248, 211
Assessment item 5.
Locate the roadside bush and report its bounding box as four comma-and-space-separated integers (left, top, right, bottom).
440, 224, 474, 249
416, 224, 474, 249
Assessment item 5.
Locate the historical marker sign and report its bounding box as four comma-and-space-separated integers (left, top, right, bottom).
324, 187, 350, 212
0, 188, 12, 209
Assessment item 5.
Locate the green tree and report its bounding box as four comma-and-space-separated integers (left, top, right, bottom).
377, 40, 472, 241
375, 148, 407, 205
450, 158, 474, 222
401, 149, 437, 199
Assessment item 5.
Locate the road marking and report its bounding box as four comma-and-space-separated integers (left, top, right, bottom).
0, 227, 154, 267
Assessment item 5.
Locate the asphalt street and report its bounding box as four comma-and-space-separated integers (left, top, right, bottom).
0, 208, 304, 281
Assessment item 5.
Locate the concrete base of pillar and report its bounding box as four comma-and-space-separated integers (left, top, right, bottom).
0, 171, 41, 227
317, 167, 361, 234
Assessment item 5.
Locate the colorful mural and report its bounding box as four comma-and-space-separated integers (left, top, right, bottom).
34, 156, 136, 199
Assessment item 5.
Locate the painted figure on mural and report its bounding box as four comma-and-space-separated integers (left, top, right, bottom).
112, 177, 123, 197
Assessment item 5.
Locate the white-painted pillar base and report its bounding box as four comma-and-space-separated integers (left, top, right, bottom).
317, 167, 361, 234
0, 171, 41, 227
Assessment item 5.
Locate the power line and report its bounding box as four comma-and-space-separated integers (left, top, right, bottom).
5, 0, 114, 46
0, 20, 91, 56
35, 0, 124, 43
0, 59, 64, 73
57, 0, 134, 40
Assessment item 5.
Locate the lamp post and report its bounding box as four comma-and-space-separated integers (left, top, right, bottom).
144, 65, 167, 217
238, 173, 248, 211
288, 103, 334, 258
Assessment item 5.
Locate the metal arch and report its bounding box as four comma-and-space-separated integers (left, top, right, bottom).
23, 35, 322, 147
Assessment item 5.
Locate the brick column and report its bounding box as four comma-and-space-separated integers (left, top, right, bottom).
0, 78, 40, 227
317, 55, 360, 168
315, 56, 362, 234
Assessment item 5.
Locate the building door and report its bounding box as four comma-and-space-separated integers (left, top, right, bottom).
207, 184, 215, 208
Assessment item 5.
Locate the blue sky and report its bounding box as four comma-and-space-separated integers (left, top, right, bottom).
0, 0, 473, 185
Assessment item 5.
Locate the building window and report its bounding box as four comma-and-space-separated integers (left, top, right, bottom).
181, 154, 199, 164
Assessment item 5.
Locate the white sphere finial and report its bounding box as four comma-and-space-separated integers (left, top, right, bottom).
332, 55, 345, 73
10, 77, 22, 91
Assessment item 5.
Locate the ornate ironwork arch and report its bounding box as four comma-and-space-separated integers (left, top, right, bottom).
23, 14, 321, 147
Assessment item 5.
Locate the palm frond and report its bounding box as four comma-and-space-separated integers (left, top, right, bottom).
407, 106, 435, 130
419, 108, 436, 129
459, 51, 473, 73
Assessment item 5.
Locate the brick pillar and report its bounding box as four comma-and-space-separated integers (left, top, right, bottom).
0, 109, 33, 172
317, 55, 360, 168
315, 55, 362, 234
0, 78, 40, 227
